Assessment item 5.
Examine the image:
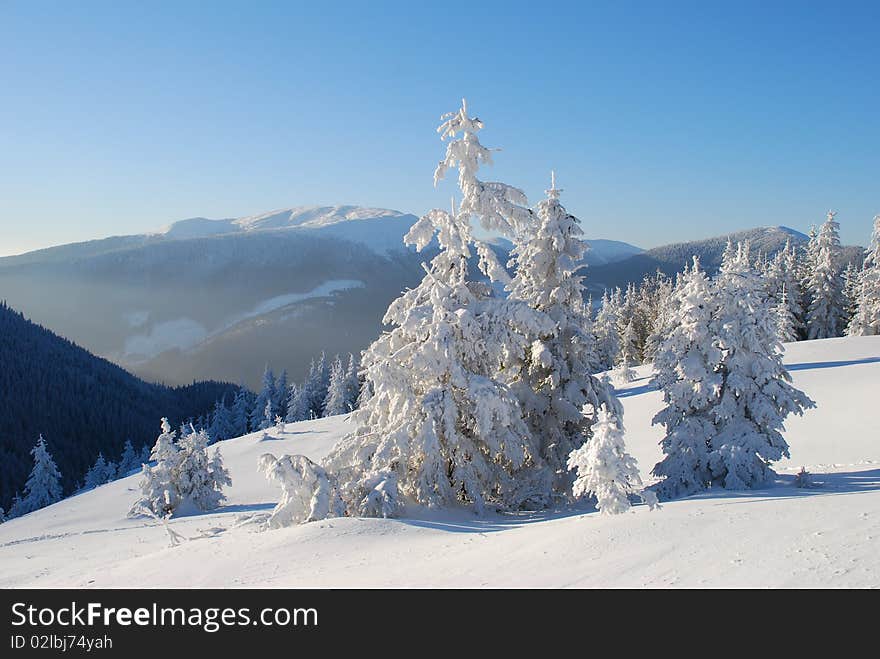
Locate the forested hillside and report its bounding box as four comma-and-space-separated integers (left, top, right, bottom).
0, 302, 238, 509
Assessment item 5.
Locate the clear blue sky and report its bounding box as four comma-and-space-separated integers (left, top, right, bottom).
1, 0, 878, 256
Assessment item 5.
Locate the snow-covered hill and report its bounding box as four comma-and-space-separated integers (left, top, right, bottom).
1, 336, 877, 588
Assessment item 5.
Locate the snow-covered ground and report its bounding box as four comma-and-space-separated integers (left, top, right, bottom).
1, 336, 877, 588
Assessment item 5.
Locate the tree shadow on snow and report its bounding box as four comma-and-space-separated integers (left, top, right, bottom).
677, 468, 880, 506
786, 356, 880, 372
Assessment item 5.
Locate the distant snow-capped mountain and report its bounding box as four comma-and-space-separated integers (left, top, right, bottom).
0, 204, 642, 388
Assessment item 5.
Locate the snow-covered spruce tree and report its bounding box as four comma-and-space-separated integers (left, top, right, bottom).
848, 215, 880, 336
593, 288, 622, 370
273, 369, 289, 420
505, 172, 628, 500
229, 386, 251, 437
16, 435, 63, 515
806, 211, 846, 339
766, 239, 805, 339
129, 418, 181, 517
175, 428, 231, 511
710, 242, 815, 489
83, 453, 116, 489
117, 439, 140, 475
343, 353, 360, 412
568, 409, 656, 514
308, 353, 330, 418
285, 382, 307, 422
259, 400, 274, 431
775, 284, 799, 343
615, 319, 639, 383
250, 365, 276, 431
324, 100, 553, 516
650, 258, 722, 499
207, 397, 231, 443
843, 262, 862, 328
643, 272, 675, 363
323, 355, 349, 417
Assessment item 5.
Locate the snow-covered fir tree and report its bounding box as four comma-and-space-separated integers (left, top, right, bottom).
175, 428, 231, 511
650, 258, 722, 499
14, 435, 63, 515
843, 262, 862, 328
847, 215, 880, 336
806, 211, 846, 339
568, 409, 656, 514
285, 382, 307, 422
766, 239, 805, 339
343, 353, 360, 412
505, 172, 629, 501
273, 369, 289, 420
775, 284, 799, 343
129, 418, 181, 517
117, 439, 140, 475
325, 100, 553, 516
229, 387, 251, 437
83, 453, 116, 489
593, 288, 622, 370
643, 272, 675, 362
322, 355, 349, 417
615, 319, 639, 383
259, 400, 274, 430
250, 365, 276, 431
710, 242, 815, 489
208, 396, 234, 443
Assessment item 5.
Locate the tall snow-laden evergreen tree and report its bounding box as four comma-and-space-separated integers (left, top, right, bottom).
175, 428, 231, 511
117, 439, 140, 475
775, 284, 799, 343
766, 239, 805, 337
129, 418, 181, 517
506, 172, 628, 501
806, 211, 846, 339
208, 396, 233, 443
650, 258, 722, 499
710, 242, 815, 489
343, 353, 360, 412
568, 409, 656, 514
250, 365, 276, 431
229, 386, 251, 437
615, 320, 639, 383
643, 272, 675, 363
285, 382, 307, 422
325, 100, 552, 516
848, 215, 880, 336
16, 435, 63, 515
273, 369, 289, 421
259, 400, 274, 431
323, 355, 349, 417
593, 288, 622, 370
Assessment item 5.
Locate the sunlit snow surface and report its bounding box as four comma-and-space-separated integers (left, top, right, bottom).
1, 337, 877, 588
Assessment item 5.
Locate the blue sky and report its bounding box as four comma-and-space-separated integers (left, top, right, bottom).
1, 0, 878, 256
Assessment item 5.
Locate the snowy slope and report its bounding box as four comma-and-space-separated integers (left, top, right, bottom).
1, 337, 877, 588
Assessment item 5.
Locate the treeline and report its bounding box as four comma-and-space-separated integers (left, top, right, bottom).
204, 353, 361, 443
592, 211, 878, 379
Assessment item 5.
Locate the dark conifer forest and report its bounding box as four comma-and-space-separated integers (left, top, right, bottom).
0, 301, 239, 510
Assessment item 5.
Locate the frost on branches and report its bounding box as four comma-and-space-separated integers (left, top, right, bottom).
847, 215, 880, 336
324, 100, 555, 516
259, 453, 342, 528
506, 173, 629, 500
12, 435, 63, 516
806, 211, 846, 339
650, 258, 721, 499
129, 418, 231, 518
711, 242, 815, 488
568, 410, 656, 514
